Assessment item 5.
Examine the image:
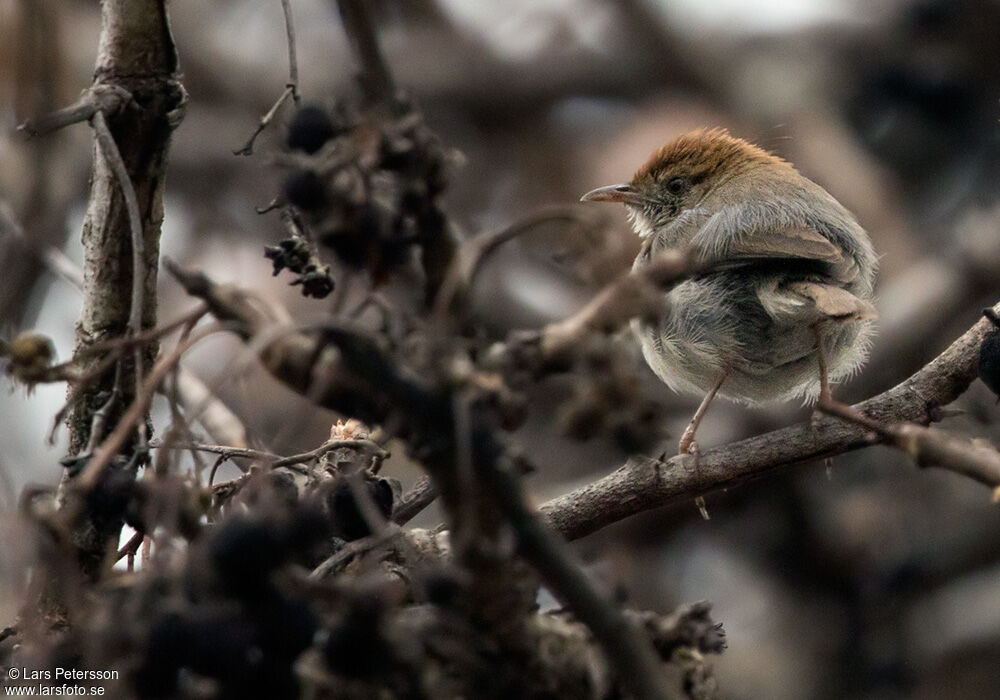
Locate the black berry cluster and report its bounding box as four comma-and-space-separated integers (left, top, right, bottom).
278, 100, 455, 288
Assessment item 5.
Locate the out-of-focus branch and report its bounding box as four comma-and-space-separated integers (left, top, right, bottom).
0, 203, 247, 450
168, 262, 680, 700
541, 302, 1000, 541
334, 0, 397, 107
489, 250, 695, 372
430, 206, 594, 325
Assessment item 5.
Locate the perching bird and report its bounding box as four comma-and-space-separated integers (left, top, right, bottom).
582, 128, 878, 464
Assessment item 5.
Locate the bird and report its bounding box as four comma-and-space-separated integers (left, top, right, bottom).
581, 128, 878, 489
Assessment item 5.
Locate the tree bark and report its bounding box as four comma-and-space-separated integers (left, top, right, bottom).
64, 0, 184, 580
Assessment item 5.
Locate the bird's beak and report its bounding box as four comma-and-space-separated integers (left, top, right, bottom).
580, 183, 644, 205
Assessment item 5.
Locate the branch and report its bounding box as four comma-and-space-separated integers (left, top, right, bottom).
16, 85, 129, 138
430, 206, 593, 324
232, 0, 300, 156
817, 399, 1000, 497
91, 109, 147, 400
489, 250, 696, 373
541, 302, 1000, 541
391, 475, 438, 525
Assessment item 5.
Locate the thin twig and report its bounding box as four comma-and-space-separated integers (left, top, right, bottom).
91, 108, 148, 448
17, 85, 129, 138
149, 440, 280, 464
91, 110, 145, 344
309, 528, 400, 581
281, 0, 300, 105
273, 438, 388, 468
430, 207, 592, 325
818, 398, 1000, 496
115, 529, 144, 563
74, 323, 227, 491
232, 0, 301, 155
233, 85, 296, 157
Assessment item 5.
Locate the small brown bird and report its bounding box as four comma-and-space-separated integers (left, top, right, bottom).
582, 128, 877, 466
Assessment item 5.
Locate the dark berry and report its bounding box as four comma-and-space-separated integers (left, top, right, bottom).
287, 105, 336, 154
329, 478, 394, 541
323, 593, 395, 679
283, 170, 327, 211
208, 515, 287, 593
320, 228, 368, 269
422, 567, 464, 608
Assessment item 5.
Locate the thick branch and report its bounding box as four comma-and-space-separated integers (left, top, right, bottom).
56, 0, 184, 586
541, 303, 1000, 540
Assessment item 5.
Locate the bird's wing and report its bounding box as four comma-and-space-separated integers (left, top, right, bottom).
688, 203, 860, 284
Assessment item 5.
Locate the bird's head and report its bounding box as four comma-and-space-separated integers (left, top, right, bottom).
581, 128, 785, 238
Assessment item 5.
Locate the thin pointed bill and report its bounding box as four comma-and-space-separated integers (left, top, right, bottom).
579, 183, 644, 205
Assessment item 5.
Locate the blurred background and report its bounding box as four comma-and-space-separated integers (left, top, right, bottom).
2, 0, 1000, 697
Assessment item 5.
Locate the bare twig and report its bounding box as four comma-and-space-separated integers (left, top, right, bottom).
91, 111, 141, 342
75, 323, 226, 491
392, 475, 438, 525
17, 85, 129, 138
273, 438, 388, 468
818, 399, 1000, 496
430, 206, 593, 325
233, 86, 296, 157
309, 528, 400, 581
281, 0, 300, 105
115, 529, 144, 563
489, 250, 696, 373
233, 0, 301, 155
148, 441, 278, 463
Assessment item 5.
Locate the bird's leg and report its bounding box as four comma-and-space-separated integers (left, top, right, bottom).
678, 369, 727, 520
812, 323, 878, 431
679, 371, 727, 455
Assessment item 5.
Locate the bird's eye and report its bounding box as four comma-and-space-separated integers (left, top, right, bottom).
665, 177, 689, 195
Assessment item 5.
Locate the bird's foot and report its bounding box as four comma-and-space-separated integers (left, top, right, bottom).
680, 438, 710, 520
